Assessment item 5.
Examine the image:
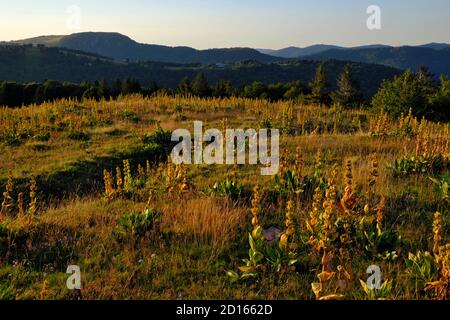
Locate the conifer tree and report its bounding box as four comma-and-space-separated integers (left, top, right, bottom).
310, 63, 330, 105
191, 73, 211, 98
332, 64, 363, 108
178, 77, 192, 96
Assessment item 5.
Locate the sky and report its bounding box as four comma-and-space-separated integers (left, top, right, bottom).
0, 0, 449, 49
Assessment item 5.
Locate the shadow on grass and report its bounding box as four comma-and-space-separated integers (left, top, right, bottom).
0, 144, 170, 202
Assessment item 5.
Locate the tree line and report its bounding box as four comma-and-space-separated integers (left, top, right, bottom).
1, 64, 449, 122
0, 78, 145, 107
0, 64, 364, 107
372, 66, 450, 122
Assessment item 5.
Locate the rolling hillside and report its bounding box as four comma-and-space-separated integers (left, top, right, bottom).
259, 43, 450, 77
12, 32, 450, 77
258, 45, 394, 59
0, 44, 401, 98
258, 45, 342, 58
303, 46, 450, 76
12, 32, 278, 64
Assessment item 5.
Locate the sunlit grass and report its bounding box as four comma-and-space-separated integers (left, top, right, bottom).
0, 95, 448, 300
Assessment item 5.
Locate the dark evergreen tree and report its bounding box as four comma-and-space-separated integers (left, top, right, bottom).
128, 78, 142, 94
191, 73, 211, 97
428, 75, 450, 122
145, 81, 159, 97
332, 64, 363, 108
82, 85, 102, 101
22, 82, 39, 105
98, 80, 109, 98
416, 65, 438, 95
0, 81, 23, 107
42, 80, 63, 102
283, 81, 309, 100
111, 79, 123, 98
267, 83, 286, 101
372, 70, 428, 118
178, 77, 192, 96
310, 63, 330, 105
119, 78, 141, 95
212, 80, 234, 98
242, 82, 267, 99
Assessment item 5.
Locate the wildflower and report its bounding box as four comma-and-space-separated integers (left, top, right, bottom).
1, 171, 14, 217
309, 187, 322, 229
103, 170, 115, 202
38, 280, 49, 300
17, 192, 24, 217
432, 212, 442, 256
250, 185, 262, 238
138, 164, 145, 180
338, 160, 357, 215
146, 160, 151, 179
314, 150, 324, 178
166, 157, 175, 189
322, 165, 338, 245
279, 150, 289, 185
294, 147, 303, 181
116, 167, 123, 196
366, 160, 379, 206
28, 177, 37, 221
280, 200, 295, 251
376, 196, 386, 233
177, 164, 189, 193
123, 160, 132, 191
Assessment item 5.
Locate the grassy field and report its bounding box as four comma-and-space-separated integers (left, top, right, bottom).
0, 95, 449, 300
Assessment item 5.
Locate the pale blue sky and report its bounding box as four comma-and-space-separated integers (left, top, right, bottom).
1, 0, 449, 49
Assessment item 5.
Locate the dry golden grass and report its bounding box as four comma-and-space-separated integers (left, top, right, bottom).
0, 95, 449, 300
161, 197, 246, 253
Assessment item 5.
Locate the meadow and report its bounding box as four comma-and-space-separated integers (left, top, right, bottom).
0, 95, 448, 300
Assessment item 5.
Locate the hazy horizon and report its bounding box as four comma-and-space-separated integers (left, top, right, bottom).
1, 0, 450, 50
5, 30, 450, 51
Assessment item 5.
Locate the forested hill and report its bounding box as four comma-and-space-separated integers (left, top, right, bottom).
303, 46, 450, 77
0, 45, 401, 98
11, 32, 450, 77
12, 32, 279, 64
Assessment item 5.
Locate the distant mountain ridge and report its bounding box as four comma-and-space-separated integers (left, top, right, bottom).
418, 43, 450, 50
11, 32, 278, 64
258, 45, 342, 58
259, 43, 450, 58
302, 46, 450, 77
258, 43, 450, 77
0, 44, 401, 98
258, 44, 392, 58
9, 32, 450, 76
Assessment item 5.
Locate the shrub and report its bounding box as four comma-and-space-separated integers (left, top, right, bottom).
372, 70, 427, 119
114, 208, 161, 241
66, 130, 90, 141
2, 132, 21, 146
34, 132, 51, 142
429, 174, 450, 204
371, 69, 450, 122
405, 251, 440, 291
121, 110, 140, 123
0, 222, 8, 256
212, 178, 245, 199
390, 155, 447, 177
142, 127, 172, 147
